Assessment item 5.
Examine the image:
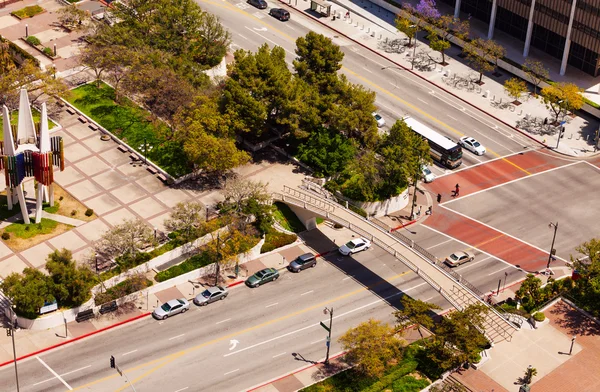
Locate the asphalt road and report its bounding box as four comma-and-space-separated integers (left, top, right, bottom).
198, 0, 540, 179
0, 237, 451, 392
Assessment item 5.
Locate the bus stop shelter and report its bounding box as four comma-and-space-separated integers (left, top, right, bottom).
310, 0, 331, 17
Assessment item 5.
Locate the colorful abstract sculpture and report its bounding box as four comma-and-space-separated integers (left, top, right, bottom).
1, 89, 64, 224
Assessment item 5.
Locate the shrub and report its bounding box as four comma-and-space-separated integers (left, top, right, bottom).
391, 376, 430, 392
70, 209, 77, 216
43, 47, 54, 57
11, 5, 44, 19
155, 252, 213, 282
59, 196, 64, 201
0, 34, 40, 66
26, 36, 41, 46
261, 230, 297, 253
85, 208, 94, 217
95, 276, 152, 305
533, 312, 546, 322
1, 233, 9, 240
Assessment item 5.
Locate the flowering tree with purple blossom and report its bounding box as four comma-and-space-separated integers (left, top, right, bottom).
396, 0, 440, 48
415, 0, 440, 20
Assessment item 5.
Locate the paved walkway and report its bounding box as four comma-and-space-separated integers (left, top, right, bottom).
278, 0, 600, 157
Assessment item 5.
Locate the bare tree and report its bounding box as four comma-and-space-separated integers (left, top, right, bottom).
524, 58, 550, 96
94, 219, 154, 260
78, 44, 112, 87
164, 201, 206, 242
223, 178, 270, 213
56, 5, 90, 31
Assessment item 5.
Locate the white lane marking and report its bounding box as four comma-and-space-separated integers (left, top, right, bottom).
426, 239, 453, 250
224, 369, 240, 376
487, 266, 511, 276
310, 339, 322, 344
459, 256, 493, 271
168, 334, 185, 341
362, 66, 373, 74
174, 388, 189, 392
447, 115, 457, 121
36, 356, 73, 390
265, 302, 278, 308
122, 350, 137, 356
216, 318, 231, 324
272, 352, 287, 358
225, 281, 429, 358
417, 98, 427, 104
300, 290, 314, 296
33, 365, 91, 386
238, 33, 248, 40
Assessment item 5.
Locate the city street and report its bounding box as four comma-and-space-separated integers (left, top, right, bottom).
199, 0, 539, 178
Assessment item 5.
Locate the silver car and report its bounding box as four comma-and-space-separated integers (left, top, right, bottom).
194, 286, 228, 306
152, 298, 190, 320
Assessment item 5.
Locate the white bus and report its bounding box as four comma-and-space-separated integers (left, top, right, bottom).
403, 117, 462, 169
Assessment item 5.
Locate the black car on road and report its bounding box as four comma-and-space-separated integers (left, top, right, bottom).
248, 0, 267, 9
269, 8, 290, 21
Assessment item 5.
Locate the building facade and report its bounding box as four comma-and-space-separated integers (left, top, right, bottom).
440, 0, 600, 76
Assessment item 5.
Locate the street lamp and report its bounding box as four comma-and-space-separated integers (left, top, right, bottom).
321, 307, 334, 365
547, 222, 559, 269
6, 303, 20, 392
569, 335, 576, 355
410, 24, 418, 70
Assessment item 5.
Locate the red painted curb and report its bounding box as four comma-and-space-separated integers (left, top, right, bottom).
278, 1, 548, 150
391, 220, 417, 232
227, 280, 245, 288
246, 351, 346, 391
0, 312, 151, 368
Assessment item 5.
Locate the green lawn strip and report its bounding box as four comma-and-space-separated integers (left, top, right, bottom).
272, 202, 306, 233
67, 82, 190, 176
42, 202, 60, 214
0, 109, 58, 141
4, 218, 59, 239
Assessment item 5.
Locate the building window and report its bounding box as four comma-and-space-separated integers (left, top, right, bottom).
460, 0, 493, 21
495, 7, 528, 41
531, 24, 566, 60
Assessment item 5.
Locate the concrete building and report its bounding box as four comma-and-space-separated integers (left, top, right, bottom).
442, 0, 600, 76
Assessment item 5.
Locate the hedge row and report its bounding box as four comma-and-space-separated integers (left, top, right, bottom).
95, 277, 152, 305
155, 252, 213, 282
361, 359, 419, 392
261, 230, 297, 253
0, 34, 40, 67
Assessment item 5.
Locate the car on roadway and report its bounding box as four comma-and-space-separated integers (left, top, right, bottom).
194, 286, 228, 306
421, 165, 435, 183
269, 8, 290, 21
246, 268, 280, 288
152, 298, 190, 320
372, 112, 385, 127
287, 253, 317, 272
444, 251, 475, 267
339, 238, 371, 256
247, 0, 267, 9
459, 136, 486, 155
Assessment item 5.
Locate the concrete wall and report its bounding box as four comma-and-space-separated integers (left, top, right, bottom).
287, 203, 320, 230
355, 189, 410, 217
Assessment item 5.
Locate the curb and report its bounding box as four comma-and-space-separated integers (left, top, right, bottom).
246, 351, 346, 391
391, 219, 417, 232
0, 312, 151, 368
278, 1, 549, 151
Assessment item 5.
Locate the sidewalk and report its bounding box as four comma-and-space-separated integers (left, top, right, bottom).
279, 0, 600, 157
0, 241, 319, 366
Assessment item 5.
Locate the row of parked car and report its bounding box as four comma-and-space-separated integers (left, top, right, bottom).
152, 237, 373, 320
247, 0, 291, 21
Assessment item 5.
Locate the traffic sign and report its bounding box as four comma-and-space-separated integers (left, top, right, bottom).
320, 321, 330, 332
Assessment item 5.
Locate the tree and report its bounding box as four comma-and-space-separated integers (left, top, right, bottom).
294, 32, 344, 90
397, 0, 440, 47
0, 60, 69, 110
183, 129, 250, 174
223, 178, 270, 214
192, 12, 232, 67
335, 150, 382, 202
296, 127, 356, 177
395, 16, 419, 47
504, 78, 528, 103
104, 45, 138, 104
164, 202, 206, 242
572, 238, 600, 276
46, 249, 95, 307
95, 219, 154, 261
0, 39, 16, 74
524, 366, 538, 385
394, 296, 441, 338
339, 319, 403, 378
524, 59, 549, 96
426, 15, 469, 65
78, 44, 112, 88
515, 274, 543, 311
540, 82, 584, 123
56, 4, 89, 30
412, 0, 441, 19
463, 38, 505, 84
0, 268, 53, 318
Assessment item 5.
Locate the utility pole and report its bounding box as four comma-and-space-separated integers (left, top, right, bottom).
321, 307, 334, 365
547, 222, 559, 269
7, 304, 20, 392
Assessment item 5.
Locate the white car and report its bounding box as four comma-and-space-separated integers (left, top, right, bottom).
459, 136, 486, 155
421, 166, 435, 183
372, 112, 385, 127
339, 238, 371, 256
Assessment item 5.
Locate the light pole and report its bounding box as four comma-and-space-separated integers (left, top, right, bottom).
214, 233, 221, 286
503, 271, 508, 292
321, 307, 334, 365
6, 304, 20, 392
547, 222, 558, 269
410, 24, 419, 70
569, 335, 576, 355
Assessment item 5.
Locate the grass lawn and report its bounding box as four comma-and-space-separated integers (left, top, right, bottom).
0, 109, 58, 141
272, 202, 306, 233
67, 82, 190, 177
1, 218, 73, 251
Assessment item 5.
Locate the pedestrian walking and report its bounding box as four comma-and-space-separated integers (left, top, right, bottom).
417, 205, 422, 216
345, 11, 350, 19
454, 183, 460, 197
436, 193, 442, 203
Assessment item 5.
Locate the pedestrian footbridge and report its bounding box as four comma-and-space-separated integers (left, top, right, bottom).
272, 185, 519, 344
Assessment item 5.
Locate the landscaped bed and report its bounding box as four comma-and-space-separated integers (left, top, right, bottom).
272, 202, 306, 233
11, 5, 45, 19
95, 275, 152, 305
67, 82, 190, 177
1, 218, 74, 251
42, 185, 96, 222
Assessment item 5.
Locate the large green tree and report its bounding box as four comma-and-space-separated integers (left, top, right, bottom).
46, 249, 95, 308
395, 296, 441, 338
0, 268, 53, 318
296, 127, 357, 177
294, 31, 344, 91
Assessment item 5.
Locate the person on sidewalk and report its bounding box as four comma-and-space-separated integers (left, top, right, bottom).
345, 11, 350, 19
453, 183, 460, 197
